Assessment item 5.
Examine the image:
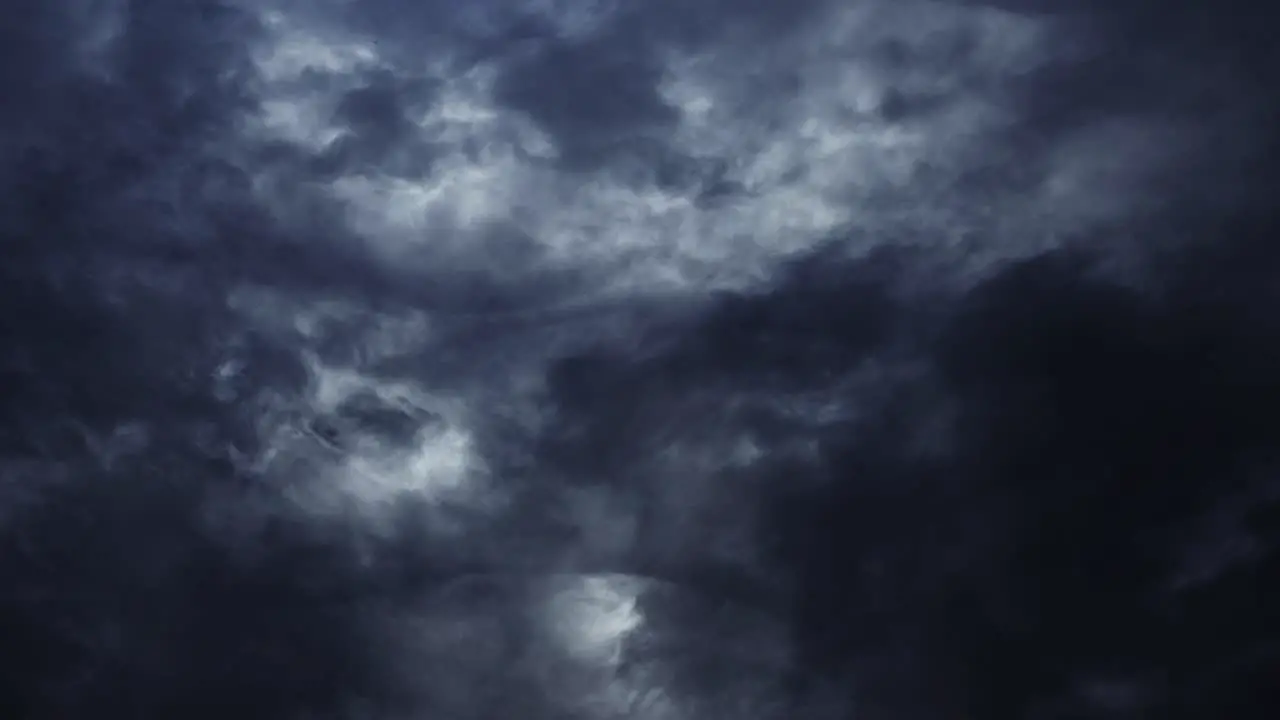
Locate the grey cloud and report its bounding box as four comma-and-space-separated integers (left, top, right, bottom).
533, 218, 1280, 718
492, 28, 677, 172
314, 68, 442, 178
2, 0, 1278, 718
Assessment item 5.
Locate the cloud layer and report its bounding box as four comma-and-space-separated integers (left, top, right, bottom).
1, 0, 1277, 717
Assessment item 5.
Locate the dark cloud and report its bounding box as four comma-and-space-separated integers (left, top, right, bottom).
524, 0, 1280, 697
465, 0, 839, 174
923, 235, 1280, 718
491, 27, 678, 171
0, 2, 395, 715
533, 220, 1280, 717
3, 0, 1279, 718
315, 68, 441, 178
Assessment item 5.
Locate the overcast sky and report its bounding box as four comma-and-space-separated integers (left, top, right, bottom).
2, 0, 1277, 717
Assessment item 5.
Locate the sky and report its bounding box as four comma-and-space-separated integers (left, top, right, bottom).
1, 0, 1277, 717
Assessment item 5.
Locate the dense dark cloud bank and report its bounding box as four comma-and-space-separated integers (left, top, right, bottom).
1, 0, 1278, 718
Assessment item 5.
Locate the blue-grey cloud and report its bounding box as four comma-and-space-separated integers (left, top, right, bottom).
1, 0, 1277, 718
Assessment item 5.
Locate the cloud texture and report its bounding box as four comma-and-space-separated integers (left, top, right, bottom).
1, 0, 1277, 717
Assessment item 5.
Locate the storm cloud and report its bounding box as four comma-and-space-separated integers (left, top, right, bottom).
1, 0, 1277, 717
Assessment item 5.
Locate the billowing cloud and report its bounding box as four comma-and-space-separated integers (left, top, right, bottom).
1, 0, 1276, 717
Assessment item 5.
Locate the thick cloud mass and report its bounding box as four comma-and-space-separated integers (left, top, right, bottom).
2, 0, 1277, 718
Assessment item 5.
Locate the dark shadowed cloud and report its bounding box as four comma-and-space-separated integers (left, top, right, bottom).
1, 0, 1277, 718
